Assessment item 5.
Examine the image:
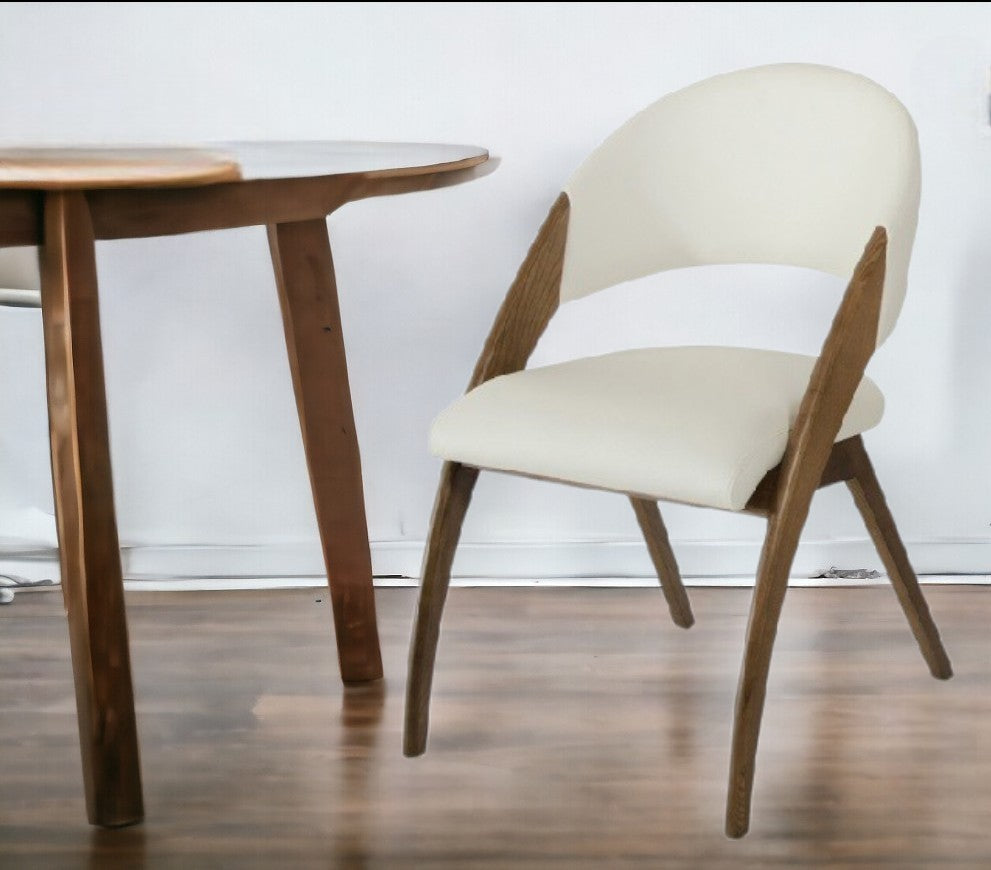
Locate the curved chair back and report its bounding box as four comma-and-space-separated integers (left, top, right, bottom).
0, 246, 40, 307
560, 63, 920, 343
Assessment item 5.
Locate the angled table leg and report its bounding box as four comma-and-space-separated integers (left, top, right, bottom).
39, 190, 143, 827
268, 218, 383, 683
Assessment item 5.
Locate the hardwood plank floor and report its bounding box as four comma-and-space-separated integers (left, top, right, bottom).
1, 585, 988, 868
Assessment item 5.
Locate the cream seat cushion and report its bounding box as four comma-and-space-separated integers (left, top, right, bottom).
430, 346, 884, 512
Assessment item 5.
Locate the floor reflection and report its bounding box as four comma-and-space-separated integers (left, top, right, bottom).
330, 678, 387, 867
87, 824, 146, 870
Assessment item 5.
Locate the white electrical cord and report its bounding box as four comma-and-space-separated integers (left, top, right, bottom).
2, 281, 47, 604
0, 574, 56, 604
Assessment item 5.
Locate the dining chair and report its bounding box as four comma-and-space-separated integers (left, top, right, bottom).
0, 248, 41, 308
0, 248, 41, 604
403, 63, 952, 838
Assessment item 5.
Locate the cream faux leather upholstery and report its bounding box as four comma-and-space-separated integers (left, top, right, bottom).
430, 64, 919, 513
431, 346, 884, 511
560, 64, 919, 344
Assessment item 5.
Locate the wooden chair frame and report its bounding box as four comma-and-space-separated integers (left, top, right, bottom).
404, 193, 952, 837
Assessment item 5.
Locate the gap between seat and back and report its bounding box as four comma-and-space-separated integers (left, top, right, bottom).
0, 247, 41, 308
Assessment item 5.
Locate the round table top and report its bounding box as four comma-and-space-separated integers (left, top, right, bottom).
0, 141, 489, 190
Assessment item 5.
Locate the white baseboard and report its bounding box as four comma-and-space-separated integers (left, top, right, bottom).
5, 538, 991, 585
116, 574, 988, 592
122, 538, 991, 580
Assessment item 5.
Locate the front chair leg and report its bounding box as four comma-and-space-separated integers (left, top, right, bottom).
844, 439, 952, 679
726, 225, 890, 837
725, 511, 802, 838
404, 461, 480, 756
629, 497, 693, 628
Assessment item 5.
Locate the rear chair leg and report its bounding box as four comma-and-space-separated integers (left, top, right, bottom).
630, 497, 693, 628
844, 439, 952, 679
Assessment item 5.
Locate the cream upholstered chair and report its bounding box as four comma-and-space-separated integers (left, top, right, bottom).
0, 249, 41, 603
404, 63, 952, 837
0, 248, 41, 308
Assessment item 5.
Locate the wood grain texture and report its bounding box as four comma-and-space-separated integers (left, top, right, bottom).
38, 191, 143, 827
405, 194, 569, 756
0, 147, 490, 245
629, 497, 694, 628
468, 192, 569, 388
0, 147, 240, 189
268, 219, 383, 683
0, 142, 483, 193
404, 461, 480, 756
0, 586, 981, 867
744, 437, 858, 516
843, 437, 952, 679
725, 227, 922, 838
86, 161, 490, 243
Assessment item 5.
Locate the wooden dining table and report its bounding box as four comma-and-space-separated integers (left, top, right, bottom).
0, 141, 489, 826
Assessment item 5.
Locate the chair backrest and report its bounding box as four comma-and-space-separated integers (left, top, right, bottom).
0, 246, 38, 289
0, 246, 41, 308
559, 64, 920, 344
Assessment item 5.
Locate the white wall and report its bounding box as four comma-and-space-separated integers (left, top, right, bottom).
2, 2, 991, 580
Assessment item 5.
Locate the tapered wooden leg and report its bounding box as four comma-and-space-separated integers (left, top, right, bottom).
629, 497, 693, 628
723, 219, 888, 837
268, 219, 383, 683
404, 461, 479, 756
725, 511, 804, 838
39, 191, 143, 827
844, 439, 952, 679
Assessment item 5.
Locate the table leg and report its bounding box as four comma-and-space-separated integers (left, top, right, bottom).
267, 219, 383, 683
39, 191, 143, 826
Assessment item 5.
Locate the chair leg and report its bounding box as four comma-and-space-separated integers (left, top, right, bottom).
725, 512, 802, 838
845, 441, 952, 679
629, 497, 693, 628
404, 461, 479, 757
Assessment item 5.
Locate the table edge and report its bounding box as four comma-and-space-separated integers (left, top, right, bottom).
0, 149, 489, 192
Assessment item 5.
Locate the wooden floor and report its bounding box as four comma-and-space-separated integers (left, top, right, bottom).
1, 585, 989, 868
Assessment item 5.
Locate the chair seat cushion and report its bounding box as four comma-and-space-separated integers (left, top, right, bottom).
430, 346, 884, 511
